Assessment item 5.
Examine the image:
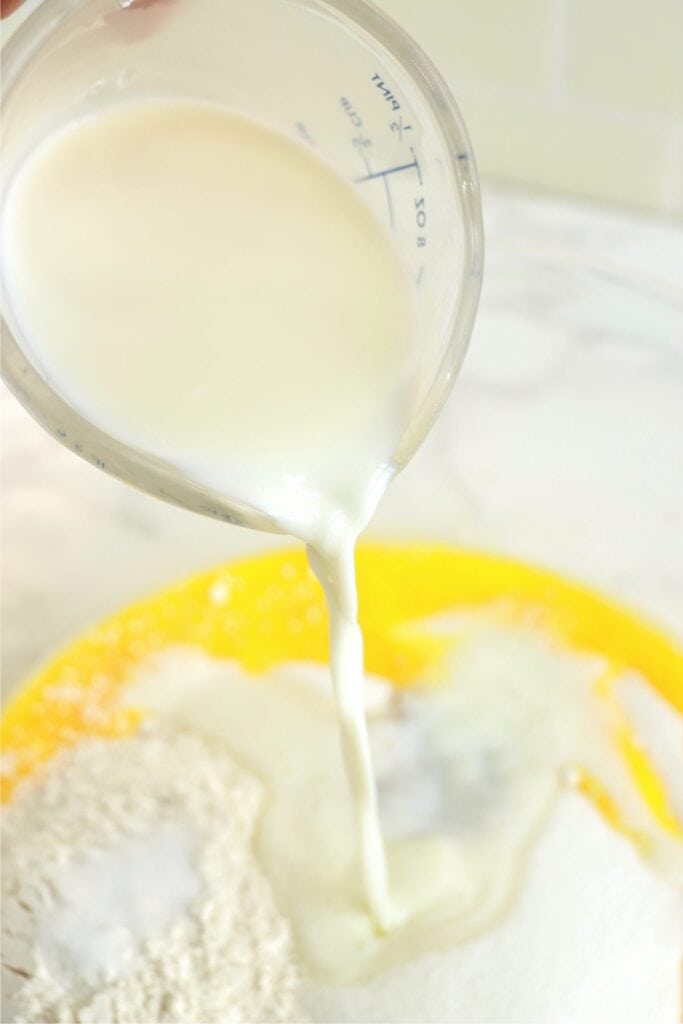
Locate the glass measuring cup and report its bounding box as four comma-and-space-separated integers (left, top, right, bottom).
1, 0, 483, 531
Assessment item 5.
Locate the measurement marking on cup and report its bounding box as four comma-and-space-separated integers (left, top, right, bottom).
340, 98, 373, 153
360, 155, 395, 229
371, 73, 401, 112
411, 148, 423, 186
390, 116, 412, 142
295, 122, 315, 145
354, 159, 416, 183
354, 149, 421, 184
381, 174, 395, 229
415, 194, 426, 248
340, 97, 363, 129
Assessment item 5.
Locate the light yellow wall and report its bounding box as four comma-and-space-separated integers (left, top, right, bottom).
379, 0, 683, 215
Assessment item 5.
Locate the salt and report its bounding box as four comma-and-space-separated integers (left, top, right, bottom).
38, 828, 199, 985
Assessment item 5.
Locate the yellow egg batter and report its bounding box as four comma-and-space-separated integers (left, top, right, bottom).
2, 543, 681, 987
3, 544, 681, 796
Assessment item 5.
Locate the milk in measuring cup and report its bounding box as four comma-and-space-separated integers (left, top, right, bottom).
1, 100, 417, 927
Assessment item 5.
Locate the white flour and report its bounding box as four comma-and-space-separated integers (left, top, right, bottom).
1, 723, 304, 1024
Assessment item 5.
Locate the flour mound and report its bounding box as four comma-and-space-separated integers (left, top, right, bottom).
1, 723, 304, 1023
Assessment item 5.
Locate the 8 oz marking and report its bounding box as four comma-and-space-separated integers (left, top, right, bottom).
415, 196, 427, 246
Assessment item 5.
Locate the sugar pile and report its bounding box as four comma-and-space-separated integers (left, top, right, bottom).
1, 723, 304, 1023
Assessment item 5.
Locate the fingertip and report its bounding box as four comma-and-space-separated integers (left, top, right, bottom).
1, 0, 25, 19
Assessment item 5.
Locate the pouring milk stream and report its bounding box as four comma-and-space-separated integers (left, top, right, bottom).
5, 95, 682, 1006
1, 100, 420, 929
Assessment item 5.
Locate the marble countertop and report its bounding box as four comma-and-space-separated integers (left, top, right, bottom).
2, 186, 683, 698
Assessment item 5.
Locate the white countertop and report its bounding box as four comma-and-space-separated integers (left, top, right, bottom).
2, 186, 683, 698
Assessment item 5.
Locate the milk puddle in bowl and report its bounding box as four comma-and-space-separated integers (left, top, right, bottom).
124, 612, 682, 995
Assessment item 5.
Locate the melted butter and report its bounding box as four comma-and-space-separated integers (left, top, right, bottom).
125, 614, 683, 984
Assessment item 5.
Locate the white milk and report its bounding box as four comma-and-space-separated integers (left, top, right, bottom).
1, 100, 417, 928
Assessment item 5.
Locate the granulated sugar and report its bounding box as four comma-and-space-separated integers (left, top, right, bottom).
1, 723, 304, 1023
